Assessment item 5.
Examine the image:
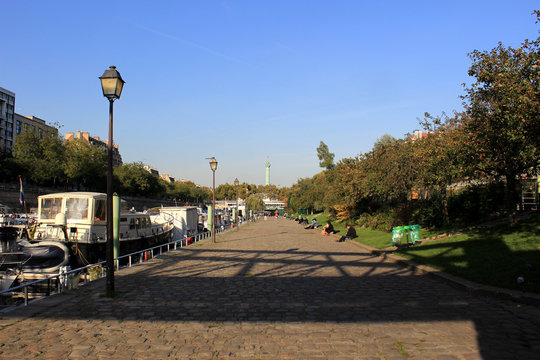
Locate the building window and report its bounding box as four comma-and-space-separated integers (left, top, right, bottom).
16, 121, 21, 134
38, 128, 43, 138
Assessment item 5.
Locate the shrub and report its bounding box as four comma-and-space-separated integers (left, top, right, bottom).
412, 195, 444, 228
448, 182, 506, 224
355, 207, 399, 231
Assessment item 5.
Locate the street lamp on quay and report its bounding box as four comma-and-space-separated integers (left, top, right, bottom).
209, 157, 218, 243
234, 178, 239, 230
99, 66, 125, 293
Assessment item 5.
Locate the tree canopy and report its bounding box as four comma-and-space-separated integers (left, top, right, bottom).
286, 12, 540, 228
13, 130, 66, 186
463, 37, 540, 213
64, 139, 107, 190
316, 141, 335, 170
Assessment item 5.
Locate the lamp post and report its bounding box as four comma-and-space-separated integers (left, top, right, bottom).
209, 157, 218, 243
99, 66, 125, 293
234, 178, 239, 230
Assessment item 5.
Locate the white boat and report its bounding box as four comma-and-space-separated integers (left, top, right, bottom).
32, 192, 174, 269
148, 206, 199, 241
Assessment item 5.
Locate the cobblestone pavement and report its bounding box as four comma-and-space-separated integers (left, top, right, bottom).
1, 219, 540, 359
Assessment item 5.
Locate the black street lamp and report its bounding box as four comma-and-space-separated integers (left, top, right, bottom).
234, 178, 239, 230
99, 66, 125, 293
209, 157, 218, 243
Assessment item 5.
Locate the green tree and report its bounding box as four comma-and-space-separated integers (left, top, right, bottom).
237, 183, 250, 200
372, 134, 397, 152
114, 162, 166, 196
171, 180, 211, 203
191, 185, 211, 203
463, 35, 540, 216
316, 141, 335, 170
0, 152, 22, 183
278, 186, 291, 203
287, 174, 328, 214
245, 193, 265, 211
64, 139, 107, 190
262, 184, 279, 199
329, 156, 368, 220
215, 183, 236, 200
417, 113, 471, 225
168, 181, 193, 202
13, 131, 66, 186
364, 139, 419, 203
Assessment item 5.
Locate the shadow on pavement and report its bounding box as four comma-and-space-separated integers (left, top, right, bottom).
3, 223, 540, 360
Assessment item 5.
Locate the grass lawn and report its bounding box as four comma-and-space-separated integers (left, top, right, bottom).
296, 211, 540, 293
354, 228, 391, 249
306, 213, 460, 249
306, 213, 392, 249
396, 215, 540, 294
418, 224, 465, 240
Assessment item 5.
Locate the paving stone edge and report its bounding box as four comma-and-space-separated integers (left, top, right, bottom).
347, 239, 540, 306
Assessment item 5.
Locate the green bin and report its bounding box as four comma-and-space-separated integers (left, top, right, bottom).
392, 226, 404, 246
409, 225, 420, 244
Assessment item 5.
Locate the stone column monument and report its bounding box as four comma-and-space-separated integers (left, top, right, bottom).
265, 155, 271, 185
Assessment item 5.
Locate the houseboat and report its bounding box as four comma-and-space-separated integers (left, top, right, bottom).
31, 192, 174, 269
148, 206, 199, 241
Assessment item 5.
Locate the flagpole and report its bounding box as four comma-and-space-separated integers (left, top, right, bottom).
19, 175, 28, 220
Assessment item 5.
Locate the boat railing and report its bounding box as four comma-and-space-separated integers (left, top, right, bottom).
0, 219, 245, 310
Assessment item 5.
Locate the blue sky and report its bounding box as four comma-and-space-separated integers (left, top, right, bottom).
1, 1, 538, 187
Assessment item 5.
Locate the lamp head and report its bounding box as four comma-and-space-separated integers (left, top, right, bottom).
100, 66, 125, 100
209, 157, 218, 171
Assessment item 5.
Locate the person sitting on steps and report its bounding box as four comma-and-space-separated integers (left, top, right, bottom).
321, 221, 334, 236
305, 218, 319, 229
337, 224, 357, 242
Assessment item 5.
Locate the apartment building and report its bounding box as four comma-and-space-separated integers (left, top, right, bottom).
65, 130, 123, 167
160, 174, 176, 183
143, 165, 159, 176
0, 87, 16, 154
14, 113, 58, 140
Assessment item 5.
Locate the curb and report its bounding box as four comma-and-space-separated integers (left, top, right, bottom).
347, 239, 540, 306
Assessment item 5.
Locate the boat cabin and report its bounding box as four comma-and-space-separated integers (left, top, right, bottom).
34, 192, 170, 244
37, 192, 126, 226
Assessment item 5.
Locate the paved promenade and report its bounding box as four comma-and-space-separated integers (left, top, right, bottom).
1, 219, 540, 359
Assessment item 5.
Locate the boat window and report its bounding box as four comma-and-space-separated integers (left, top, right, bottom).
94, 200, 106, 222
135, 218, 141, 228
40, 198, 63, 220
66, 198, 89, 221
129, 218, 135, 229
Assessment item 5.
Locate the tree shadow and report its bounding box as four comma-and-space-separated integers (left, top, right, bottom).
397, 225, 540, 294
3, 241, 540, 359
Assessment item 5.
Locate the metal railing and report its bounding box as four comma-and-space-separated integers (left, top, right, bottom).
0, 226, 229, 308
